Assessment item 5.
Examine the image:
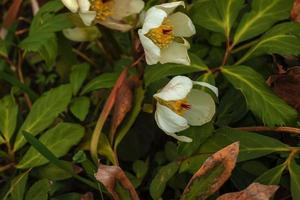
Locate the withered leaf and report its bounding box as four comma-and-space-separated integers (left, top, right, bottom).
95, 164, 140, 200
181, 142, 239, 200
270, 67, 300, 112
291, 0, 300, 22
110, 76, 140, 141
217, 183, 279, 200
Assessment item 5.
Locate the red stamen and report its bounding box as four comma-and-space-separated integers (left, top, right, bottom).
181, 103, 191, 110
162, 29, 172, 34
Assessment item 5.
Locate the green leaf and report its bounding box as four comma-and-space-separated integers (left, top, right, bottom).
80, 72, 118, 94
133, 160, 148, 180
33, 162, 74, 181
3, 171, 29, 200
233, 0, 293, 45
0, 95, 18, 142
70, 97, 90, 121
20, 131, 98, 189
289, 159, 300, 200
255, 163, 286, 185
144, 54, 207, 86
14, 84, 72, 151
178, 122, 214, 157
221, 66, 298, 126
114, 87, 145, 150
236, 22, 300, 64
0, 39, 8, 57
0, 135, 4, 145
17, 123, 84, 169
150, 162, 180, 199
25, 179, 50, 200
191, 0, 244, 37
70, 63, 90, 95
98, 133, 116, 164
216, 88, 248, 126
199, 128, 290, 162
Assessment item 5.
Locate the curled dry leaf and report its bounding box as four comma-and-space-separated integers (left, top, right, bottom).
110, 76, 140, 141
181, 142, 240, 200
269, 67, 300, 112
95, 164, 140, 200
291, 0, 300, 22
217, 183, 279, 200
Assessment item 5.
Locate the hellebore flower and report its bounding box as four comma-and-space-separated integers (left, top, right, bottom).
61, 0, 145, 31
154, 76, 218, 142
138, 1, 196, 65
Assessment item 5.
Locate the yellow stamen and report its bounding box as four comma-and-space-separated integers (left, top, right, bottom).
91, 0, 114, 21
146, 18, 174, 49
156, 97, 191, 116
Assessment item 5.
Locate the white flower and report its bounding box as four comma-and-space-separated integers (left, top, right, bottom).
138, 1, 196, 65
61, 0, 145, 31
154, 76, 218, 142
63, 26, 101, 42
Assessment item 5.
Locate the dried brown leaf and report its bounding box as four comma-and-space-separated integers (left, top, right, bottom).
182, 142, 239, 199
95, 164, 140, 200
3, 0, 23, 29
270, 67, 300, 112
110, 76, 140, 141
217, 183, 279, 200
291, 0, 300, 22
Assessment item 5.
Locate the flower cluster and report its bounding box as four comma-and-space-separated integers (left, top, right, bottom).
61, 0, 218, 142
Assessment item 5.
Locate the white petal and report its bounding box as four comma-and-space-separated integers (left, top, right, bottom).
141, 7, 167, 34
154, 76, 193, 101
169, 12, 196, 37
61, 0, 79, 13
112, 0, 145, 20
155, 103, 190, 136
138, 29, 160, 65
156, 1, 185, 14
193, 81, 219, 97
79, 11, 96, 26
77, 0, 90, 12
63, 26, 100, 42
100, 18, 132, 32
165, 132, 193, 142
160, 41, 190, 65
184, 89, 216, 126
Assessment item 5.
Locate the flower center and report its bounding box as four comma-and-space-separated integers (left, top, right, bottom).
146, 18, 174, 49
90, 0, 114, 21
167, 98, 191, 115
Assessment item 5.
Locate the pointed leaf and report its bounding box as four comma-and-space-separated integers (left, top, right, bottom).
181, 142, 239, 200
221, 66, 298, 126
0, 95, 18, 141
70, 97, 90, 121
233, 0, 293, 45
17, 123, 84, 169
14, 84, 72, 151
255, 164, 286, 185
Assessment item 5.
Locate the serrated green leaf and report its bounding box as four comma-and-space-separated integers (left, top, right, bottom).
14, 84, 72, 151
289, 159, 300, 200
150, 162, 179, 199
233, 0, 293, 45
70, 63, 90, 95
178, 122, 214, 157
236, 22, 300, 64
80, 72, 118, 94
38, 34, 57, 67
25, 179, 50, 200
17, 123, 84, 169
144, 54, 207, 86
0, 95, 18, 142
191, 0, 244, 37
70, 97, 90, 121
255, 163, 286, 185
221, 66, 298, 126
